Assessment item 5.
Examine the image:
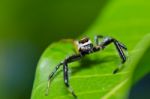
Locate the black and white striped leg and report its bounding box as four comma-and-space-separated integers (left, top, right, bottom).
46, 62, 63, 95
100, 37, 127, 73
114, 41, 127, 63
63, 61, 77, 98
62, 54, 82, 98
113, 41, 127, 73
116, 41, 127, 50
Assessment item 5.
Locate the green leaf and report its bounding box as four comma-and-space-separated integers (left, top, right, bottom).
31, 0, 150, 99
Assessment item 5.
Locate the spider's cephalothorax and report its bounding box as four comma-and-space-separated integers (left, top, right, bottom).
76, 37, 94, 54
46, 35, 128, 98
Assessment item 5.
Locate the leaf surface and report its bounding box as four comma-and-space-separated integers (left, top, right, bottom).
31, 0, 150, 99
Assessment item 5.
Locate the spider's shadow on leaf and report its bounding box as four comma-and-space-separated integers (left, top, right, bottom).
71, 54, 117, 75
51, 54, 117, 81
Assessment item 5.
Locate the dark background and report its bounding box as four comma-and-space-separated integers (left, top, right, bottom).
0, 0, 150, 99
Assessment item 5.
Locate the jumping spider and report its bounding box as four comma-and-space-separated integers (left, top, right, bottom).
46, 35, 127, 98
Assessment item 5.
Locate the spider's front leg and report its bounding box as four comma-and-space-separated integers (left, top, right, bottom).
95, 35, 128, 73
46, 62, 63, 95
63, 61, 77, 98
63, 54, 82, 98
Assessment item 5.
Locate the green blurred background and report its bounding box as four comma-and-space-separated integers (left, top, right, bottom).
0, 0, 150, 99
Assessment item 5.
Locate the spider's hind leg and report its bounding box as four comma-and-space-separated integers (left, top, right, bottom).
100, 37, 128, 73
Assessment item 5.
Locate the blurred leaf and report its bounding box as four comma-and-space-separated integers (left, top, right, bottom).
31, 0, 150, 99
129, 35, 150, 84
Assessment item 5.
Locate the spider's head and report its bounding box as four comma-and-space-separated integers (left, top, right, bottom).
76, 37, 93, 53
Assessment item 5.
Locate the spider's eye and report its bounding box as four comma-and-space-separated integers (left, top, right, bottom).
79, 37, 89, 44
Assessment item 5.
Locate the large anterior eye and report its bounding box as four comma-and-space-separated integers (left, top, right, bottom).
79, 37, 89, 44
